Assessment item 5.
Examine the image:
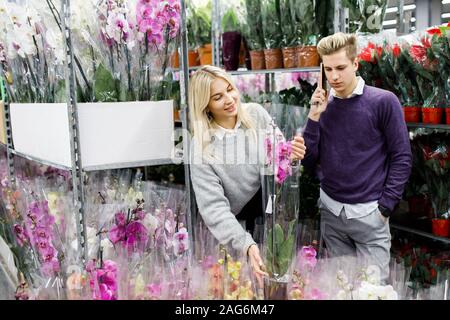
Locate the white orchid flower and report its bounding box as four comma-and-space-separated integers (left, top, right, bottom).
71, 0, 97, 31
45, 29, 65, 65
105, 12, 135, 49
7, 25, 36, 59
100, 238, 115, 260
365, 265, 381, 285
142, 213, 159, 234
5, 2, 27, 27
355, 281, 398, 300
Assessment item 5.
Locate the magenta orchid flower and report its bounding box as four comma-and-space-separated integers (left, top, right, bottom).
173, 227, 189, 255
147, 283, 162, 298
265, 133, 293, 184
108, 210, 149, 253
87, 259, 118, 300
305, 288, 327, 300
13, 224, 29, 246
23, 201, 60, 276
297, 245, 317, 270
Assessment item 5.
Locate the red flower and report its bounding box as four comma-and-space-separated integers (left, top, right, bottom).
421, 37, 431, 48
430, 268, 437, 278
367, 42, 376, 49
376, 46, 383, 58
427, 27, 442, 36
359, 47, 373, 63
392, 44, 401, 57
410, 44, 427, 64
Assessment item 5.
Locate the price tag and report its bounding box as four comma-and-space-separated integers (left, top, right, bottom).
265, 195, 276, 214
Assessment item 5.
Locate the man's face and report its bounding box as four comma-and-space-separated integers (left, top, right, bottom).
322, 48, 359, 97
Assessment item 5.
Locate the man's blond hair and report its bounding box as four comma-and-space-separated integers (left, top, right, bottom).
317, 32, 357, 61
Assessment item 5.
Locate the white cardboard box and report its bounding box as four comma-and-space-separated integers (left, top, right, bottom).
10, 101, 174, 169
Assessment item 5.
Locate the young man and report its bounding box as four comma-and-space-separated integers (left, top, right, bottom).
302, 33, 412, 283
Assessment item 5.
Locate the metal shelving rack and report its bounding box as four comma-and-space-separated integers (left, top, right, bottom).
398, 122, 450, 244
390, 223, 450, 245
1, 0, 193, 266
406, 123, 450, 130
1, 77, 15, 186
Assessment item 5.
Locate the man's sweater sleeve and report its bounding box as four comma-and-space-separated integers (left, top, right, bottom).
378, 93, 413, 212
302, 118, 321, 170
190, 163, 256, 253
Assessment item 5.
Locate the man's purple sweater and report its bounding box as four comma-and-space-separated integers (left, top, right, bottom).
302, 85, 412, 212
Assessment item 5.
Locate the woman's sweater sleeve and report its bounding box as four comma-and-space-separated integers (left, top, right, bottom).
190, 162, 256, 254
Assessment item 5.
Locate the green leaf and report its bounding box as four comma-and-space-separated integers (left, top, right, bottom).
242, 0, 265, 50
54, 80, 66, 103
94, 63, 119, 102
274, 223, 284, 251
222, 8, 240, 33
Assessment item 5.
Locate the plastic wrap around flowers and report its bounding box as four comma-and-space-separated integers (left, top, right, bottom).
289, 247, 399, 300
86, 259, 118, 300
265, 135, 293, 184
108, 204, 149, 253
0, 0, 182, 103
18, 201, 61, 277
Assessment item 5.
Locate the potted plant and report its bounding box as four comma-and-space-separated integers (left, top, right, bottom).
194, 3, 212, 66
279, 0, 297, 69
407, 35, 444, 124
221, 7, 241, 71
186, 5, 200, 67
241, 0, 266, 70
261, 114, 300, 300
261, 0, 283, 69
405, 141, 429, 217
429, 26, 450, 124
291, 0, 320, 67
419, 139, 450, 237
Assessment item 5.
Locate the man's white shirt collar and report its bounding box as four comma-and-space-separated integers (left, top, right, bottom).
330, 76, 365, 99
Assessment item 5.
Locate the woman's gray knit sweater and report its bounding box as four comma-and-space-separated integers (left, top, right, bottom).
190, 103, 273, 253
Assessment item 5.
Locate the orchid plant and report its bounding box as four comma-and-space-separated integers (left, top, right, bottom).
262, 118, 300, 293
0, 0, 182, 103
0, 0, 66, 103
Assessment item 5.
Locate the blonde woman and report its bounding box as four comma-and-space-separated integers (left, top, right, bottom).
188, 65, 306, 284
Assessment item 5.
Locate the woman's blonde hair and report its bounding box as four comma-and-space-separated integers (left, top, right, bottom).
188, 65, 255, 154
317, 32, 357, 61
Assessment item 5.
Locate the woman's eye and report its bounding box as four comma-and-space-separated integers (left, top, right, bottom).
214, 96, 221, 101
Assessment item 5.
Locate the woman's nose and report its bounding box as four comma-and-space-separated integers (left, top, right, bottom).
224, 92, 234, 103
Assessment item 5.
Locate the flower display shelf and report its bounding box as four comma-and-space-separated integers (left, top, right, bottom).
10, 101, 176, 171
406, 123, 450, 131
228, 66, 320, 76
390, 223, 450, 245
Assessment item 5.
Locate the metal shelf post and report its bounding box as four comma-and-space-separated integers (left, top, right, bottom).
1, 77, 15, 186
62, 0, 88, 264
180, 0, 196, 249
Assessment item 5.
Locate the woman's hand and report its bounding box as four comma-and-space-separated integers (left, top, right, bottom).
247, 244, 268, 288
291, 136, 306, 161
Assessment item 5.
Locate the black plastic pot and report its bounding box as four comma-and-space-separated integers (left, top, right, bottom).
222, 31, 242, 71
